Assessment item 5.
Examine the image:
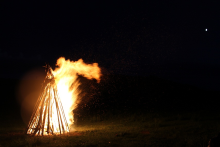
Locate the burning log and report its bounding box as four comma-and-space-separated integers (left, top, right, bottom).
26, 65, 69, 136
25, 57, 101, 136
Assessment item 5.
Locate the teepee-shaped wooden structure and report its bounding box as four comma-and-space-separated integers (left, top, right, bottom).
26, 65, 69, 136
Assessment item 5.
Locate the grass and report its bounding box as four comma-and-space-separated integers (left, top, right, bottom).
0, 110, 220, 147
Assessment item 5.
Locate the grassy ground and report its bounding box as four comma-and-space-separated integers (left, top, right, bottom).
0, 110, 220, 147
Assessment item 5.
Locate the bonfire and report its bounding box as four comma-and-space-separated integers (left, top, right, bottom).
26, 57, 101, 136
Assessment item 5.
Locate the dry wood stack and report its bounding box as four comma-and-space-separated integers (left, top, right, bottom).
26, 65, 69, 136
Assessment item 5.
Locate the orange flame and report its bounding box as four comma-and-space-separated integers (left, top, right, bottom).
52, 57, 101, 125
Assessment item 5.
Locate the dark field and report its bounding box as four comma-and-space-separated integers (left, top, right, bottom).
1, 111, 220, 147
1, 74, 220, 147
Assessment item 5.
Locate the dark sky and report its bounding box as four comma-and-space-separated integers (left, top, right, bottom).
1, 1, 220, 90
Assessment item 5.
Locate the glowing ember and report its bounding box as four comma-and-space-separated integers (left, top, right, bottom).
26, 57, 101, 136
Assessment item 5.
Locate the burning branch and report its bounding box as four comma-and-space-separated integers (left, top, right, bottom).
26, 65, 69, 135
26, 57, 101, 136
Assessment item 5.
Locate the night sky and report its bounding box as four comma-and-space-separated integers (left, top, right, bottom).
1, 1, 220, 90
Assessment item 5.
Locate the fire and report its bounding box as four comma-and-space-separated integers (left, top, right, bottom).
26, 57, 101, 135
52, 57, 101, 125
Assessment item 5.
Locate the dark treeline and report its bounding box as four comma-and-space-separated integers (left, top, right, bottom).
75, 74, 220, 121
1, 67, 219, 124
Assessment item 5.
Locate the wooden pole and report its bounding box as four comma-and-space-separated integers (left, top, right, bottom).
47, 87, 51, 134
